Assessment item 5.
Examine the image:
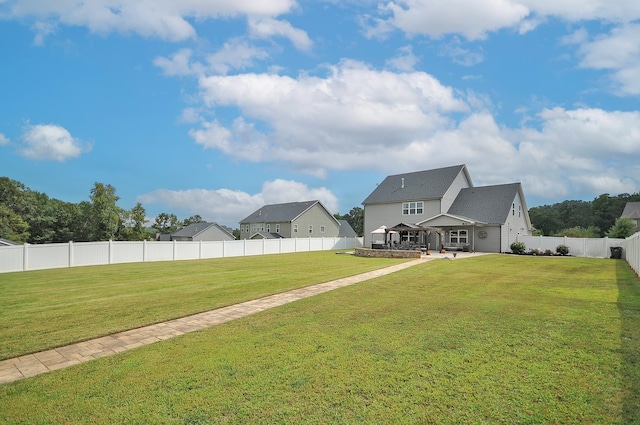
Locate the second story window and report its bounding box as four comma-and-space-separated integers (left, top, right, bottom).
402, 201, 424, 215
293, 224, 298, 233
309, 225, 313, 233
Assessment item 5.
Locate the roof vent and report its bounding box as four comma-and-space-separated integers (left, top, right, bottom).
401, 177, 405, 189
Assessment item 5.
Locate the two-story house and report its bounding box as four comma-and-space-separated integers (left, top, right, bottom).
239, 200, 340, 240
621, 202, 640, 233
362, 164, 533, 252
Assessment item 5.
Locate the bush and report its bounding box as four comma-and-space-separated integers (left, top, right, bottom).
510, 242, 526, 255
556, 244, 569, 256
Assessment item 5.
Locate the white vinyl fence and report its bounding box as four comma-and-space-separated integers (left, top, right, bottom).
518, 235, 626, 259
0, 237, 363, 274
626, 232, 640, 276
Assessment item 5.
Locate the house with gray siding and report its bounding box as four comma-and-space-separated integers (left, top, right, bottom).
170, 222, 235, 242
239, 200, 340, 240
362, 164, 533, 252
621, 202, 640, 233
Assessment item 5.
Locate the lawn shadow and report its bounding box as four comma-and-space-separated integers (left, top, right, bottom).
616, 259, 640, 422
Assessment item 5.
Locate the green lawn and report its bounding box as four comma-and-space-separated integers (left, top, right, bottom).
1, 254, 639, 424
0, 251, 407, 360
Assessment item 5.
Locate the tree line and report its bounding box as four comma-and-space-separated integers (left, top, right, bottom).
0, 177, 210, 244
529, 192, 640, 237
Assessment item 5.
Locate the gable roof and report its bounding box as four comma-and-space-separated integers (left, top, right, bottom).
0, 238, 20, 246
171, 222, 233, 238
446, 183, 524, 225
250, 232, 284, 239
622, 202, 640, 219
337, 220, 357, 237
240, 200, 338, 224
362, 164, 470, 204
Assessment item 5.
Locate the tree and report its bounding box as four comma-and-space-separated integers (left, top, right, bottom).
89, 183, 121, 241
152, 212, 182, 234
0, 204, 29, 242
183, 214, 205, 226
120, 202, 149, 241
555, 226, 601, 238
335, 206, 364, 236
606, 217, 636, 239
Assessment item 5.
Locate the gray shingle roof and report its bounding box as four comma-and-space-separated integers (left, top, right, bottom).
171, 222, 225, 238
446, 183, 521, 224
337, 220, 357, 237
622, 202, 640, 219
240, 200, 319, 224
362, 164, 468, 204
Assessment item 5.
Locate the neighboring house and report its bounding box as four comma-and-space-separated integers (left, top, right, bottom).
362, 164, 533, 253
239, 200, 340, 239
170, 222, 235, 242
337, 220, 358, 238
250, 232, 285, 240
621, 202, 640, 232
0, 238, 20, 246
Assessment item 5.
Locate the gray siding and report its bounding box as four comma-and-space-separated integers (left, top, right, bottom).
363, 199, 441, 246
291, 204, 340, 237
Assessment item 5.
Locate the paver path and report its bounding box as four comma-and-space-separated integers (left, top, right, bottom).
0, 252, 484, 384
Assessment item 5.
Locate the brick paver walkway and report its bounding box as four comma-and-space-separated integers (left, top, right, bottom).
0, 253, 484, 384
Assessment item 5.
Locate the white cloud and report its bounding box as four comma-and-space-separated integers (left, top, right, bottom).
372, 0, 530, 40
574, 23, 640, 95
19, 124, 92, 161
386, 45, 419, 71
0, 133, 10, 146
439, 38, 484, 67
368, 0, 640, 41
248, 16, 313, 51
191, 60, 467, 174
153, 48, 196, 76
206, 38, 270, 75
4, 0, 297, 42
138, 179, 338, 227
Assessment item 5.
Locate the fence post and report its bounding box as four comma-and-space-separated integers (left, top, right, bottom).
222, 240, 226, 258
173, 240, 177, 261
108, 240, 113, 264
69, 241, 73, 268
199, 240, 203, 259
23, 243, 28, 272
143, 240, 147, 262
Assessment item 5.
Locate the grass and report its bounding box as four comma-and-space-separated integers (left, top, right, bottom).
1, 254, 639, 424
0, 251, 407, 360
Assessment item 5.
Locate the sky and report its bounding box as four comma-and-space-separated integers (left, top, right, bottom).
1, 0, 639, 228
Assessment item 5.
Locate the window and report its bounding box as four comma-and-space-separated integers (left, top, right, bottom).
402, 201, 424, 215
275, 224, 280, 233
308, 225, 313, 233
450, 230, 468, 244
320, 225, 325, 233
512, 203, 515, 216
266, 224, 270, 232
518, 205, 521, 217
293, 224, 298, 233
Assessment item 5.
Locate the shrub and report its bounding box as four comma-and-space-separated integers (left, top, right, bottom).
510, 242, 526, 255
544, 249, 553, 256
556, 244, 569, 256
530, 248, 541, 256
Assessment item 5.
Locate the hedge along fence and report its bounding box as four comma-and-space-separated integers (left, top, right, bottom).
0, 237, 364, 274
517, 235, 626, 259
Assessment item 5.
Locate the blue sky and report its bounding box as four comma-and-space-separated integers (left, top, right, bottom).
1, 0, 639, 228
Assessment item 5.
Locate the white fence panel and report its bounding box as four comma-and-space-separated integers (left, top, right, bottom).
111, 241, 144, 264
244, 240, 266, 256
280, 239, 296, 253
144, 242, 175, 262
0, 245, 25, 273
73, 241, 109, 267
518, 235, 625, 258
222, 240, 246, 258
201, 241, 224, 259
174, 242, 201, 261
27, 243, 70, 271
263, 239, 281, 255
0, 237, 364, 274
627, 232, 640, 275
